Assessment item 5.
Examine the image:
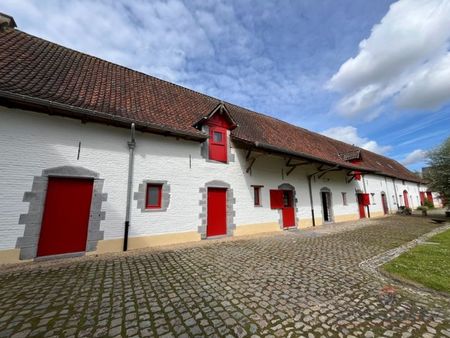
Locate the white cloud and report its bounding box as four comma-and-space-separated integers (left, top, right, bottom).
1, 0, 321, 121
328, 0, 450, 116
321, 126, 392, 155
401, 149, 428, 166
1, 0, 214, 83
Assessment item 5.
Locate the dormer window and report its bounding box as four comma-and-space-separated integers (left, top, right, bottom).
194, 102, 238, 164
209, 127, 227, 162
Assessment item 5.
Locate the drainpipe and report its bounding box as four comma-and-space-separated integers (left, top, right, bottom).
384, 176, 391, 213
362, 174, 371, 218
392, 178, 399, 209
123, 123, 136, 251
307, 174, 316, 227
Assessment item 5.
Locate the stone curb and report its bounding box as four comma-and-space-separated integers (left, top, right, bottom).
359, 222, 450, 306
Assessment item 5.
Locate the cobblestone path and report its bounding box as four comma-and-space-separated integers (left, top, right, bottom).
0, 216, 449, 337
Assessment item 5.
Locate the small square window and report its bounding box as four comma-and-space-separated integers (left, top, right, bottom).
213, 131, 223, 143
341, 192, 347, 206
146, 184, 162, 209
253, 186, 262, 206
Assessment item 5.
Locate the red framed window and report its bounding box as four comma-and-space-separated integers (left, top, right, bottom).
146, 184, 162, 209
253, 186, 262, 206
209, 127, 227, 162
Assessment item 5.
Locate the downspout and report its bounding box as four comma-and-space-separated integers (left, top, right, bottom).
392, 178, 399, 209
384, 176, 391, 213
307, 174, 316, 227
362, 174, 371, 218
123, 123, 136, 251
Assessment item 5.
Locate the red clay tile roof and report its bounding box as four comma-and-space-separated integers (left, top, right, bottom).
0, 28, 423, 183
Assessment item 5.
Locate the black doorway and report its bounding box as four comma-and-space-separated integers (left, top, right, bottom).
321, 191, 332, 222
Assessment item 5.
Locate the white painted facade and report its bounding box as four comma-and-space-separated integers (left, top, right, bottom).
0, 107, 431, 260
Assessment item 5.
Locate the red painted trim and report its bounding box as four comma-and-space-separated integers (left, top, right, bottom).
146, 184, 162, 209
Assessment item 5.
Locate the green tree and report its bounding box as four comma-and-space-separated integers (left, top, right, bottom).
425, 137, 450, 207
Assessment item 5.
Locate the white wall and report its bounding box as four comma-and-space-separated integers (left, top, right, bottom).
0, 107, 429, 251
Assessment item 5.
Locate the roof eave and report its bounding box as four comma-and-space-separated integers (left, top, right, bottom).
232, 137, 375, 172
0, 90, 208, 142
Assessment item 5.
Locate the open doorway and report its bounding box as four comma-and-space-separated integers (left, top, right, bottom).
320, 188, 333, 223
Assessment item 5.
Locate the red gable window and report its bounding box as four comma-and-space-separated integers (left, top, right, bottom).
350, 159, 362, 180
207, 113, 232, 163
146, 184, 162, 209
209, 127, 227, 162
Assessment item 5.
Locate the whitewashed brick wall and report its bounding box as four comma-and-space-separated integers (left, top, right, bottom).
0, 106, 429, 250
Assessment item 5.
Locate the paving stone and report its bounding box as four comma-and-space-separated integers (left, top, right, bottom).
0, 217, 449, 337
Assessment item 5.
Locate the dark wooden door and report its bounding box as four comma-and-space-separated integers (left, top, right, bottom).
381, 193, 388, 215
37, 177, 93, 257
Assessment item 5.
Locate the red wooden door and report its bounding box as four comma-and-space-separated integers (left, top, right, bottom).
420, 192, 425, 205
426, 192, 434, 206
403, 191, 409, 208
381, 194, 388, 215
357, 194, 366, 218
281, 190, 295, 228
37, 177, 94, 257
207, 188, 227, 237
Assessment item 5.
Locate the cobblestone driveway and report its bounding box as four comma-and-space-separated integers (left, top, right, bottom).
0, 217, 449, 338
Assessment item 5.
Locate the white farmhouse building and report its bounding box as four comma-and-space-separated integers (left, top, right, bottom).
0, 14, 436, 264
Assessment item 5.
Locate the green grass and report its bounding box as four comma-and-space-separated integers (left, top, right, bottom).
383, 228, 450, 294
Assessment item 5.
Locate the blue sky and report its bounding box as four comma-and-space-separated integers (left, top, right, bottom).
2, 0, 450, 171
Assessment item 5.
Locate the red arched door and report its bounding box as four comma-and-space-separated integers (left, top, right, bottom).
381, 193, 389, 215
403, 190, 409, 208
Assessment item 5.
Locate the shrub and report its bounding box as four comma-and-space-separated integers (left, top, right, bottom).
423, 199, 434, 209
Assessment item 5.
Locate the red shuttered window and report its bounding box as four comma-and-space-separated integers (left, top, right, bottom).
361, 193, 370, 206
146, 184, 162, 209
270, 190, 284, 209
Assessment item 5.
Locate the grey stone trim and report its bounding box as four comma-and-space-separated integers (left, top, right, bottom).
43, 166, 99, 178
277, 183, 299, 229
16, 166, 106, 260
198, 180, 236, 239
134, 180, 170, 212
200, 126, 235, 164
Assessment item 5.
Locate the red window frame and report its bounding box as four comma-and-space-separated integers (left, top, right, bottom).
146, 184, 162, 209
208, 126, 227, 163
253, 186, 262, 206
